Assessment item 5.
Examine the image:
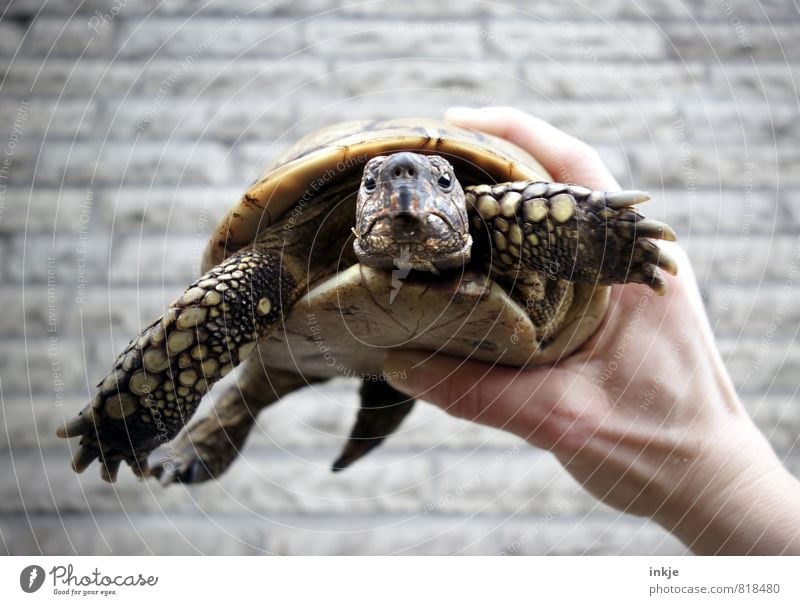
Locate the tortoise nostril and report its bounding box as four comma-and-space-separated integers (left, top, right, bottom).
383, 154, 422, 181
393, 166, 415, 178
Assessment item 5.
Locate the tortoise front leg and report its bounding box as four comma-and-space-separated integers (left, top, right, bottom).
57, 248, 305, 482
467, 182, 678, 294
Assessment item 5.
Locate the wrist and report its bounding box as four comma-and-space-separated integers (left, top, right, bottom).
652, 415, 800, 555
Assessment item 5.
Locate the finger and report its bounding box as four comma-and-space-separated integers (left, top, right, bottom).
383, 350, 564, 439
445, 106, 619, 191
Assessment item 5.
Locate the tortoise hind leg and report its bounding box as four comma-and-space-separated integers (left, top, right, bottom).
151, 361, 314, 485
332, 380, 415, 472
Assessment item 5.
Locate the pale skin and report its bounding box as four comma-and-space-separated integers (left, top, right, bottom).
385, 107, 800, 555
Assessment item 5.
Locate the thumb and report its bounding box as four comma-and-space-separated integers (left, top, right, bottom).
383, 350, 555, 436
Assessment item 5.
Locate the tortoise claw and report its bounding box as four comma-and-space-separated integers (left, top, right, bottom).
128, 457, 150, 480
628, 262, 669, 295
100, 458, 122, 483
57, 410, 96, 438
71, 445, 100, 473
634, 218, 677, 242
635, 240, 679, 277
605, 190, 650, 208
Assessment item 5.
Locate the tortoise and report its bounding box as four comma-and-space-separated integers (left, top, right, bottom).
57, 119, 677, 484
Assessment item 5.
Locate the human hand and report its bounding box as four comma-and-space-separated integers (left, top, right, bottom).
385, 107, 800, 554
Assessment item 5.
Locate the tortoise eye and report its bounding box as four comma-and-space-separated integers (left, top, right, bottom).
363, 175, 377, 192
437, 172, 453, 191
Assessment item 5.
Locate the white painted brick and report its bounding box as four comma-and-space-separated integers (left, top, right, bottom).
0, 20, 25, 57
719, 338, 800, 393
783, 453, 800, 478
96, 186, 235, 234
0, 188, 94, 232
0, 513, 502, 555
0, 284, 159, 343
107, 234, 203, 284
1, 59, 106, 96
487, 20, 668, 61
710, 63, 800, 99
5, 233, 110, 284
684, 235, 799, 285
0, 451, 433, 515
681, 101, 800, 143
2, 58, 326, 98
0, 515, 267, 555
2, 396, 88, 450
782, 188, 800, 220
644, 189, 789, 238
0, 288, 31, 336
307, 20, 483, 60
66, 286, 173, 336
341, 0, 520, 18
27, 141, 235, 187
0, 98, 99, 139
204, 452, 433, 515
430, 450, 611, 516
665, 23, 800, 60
6, 0, 334, 17
117, 18, 302, 59
519, 100, 681, 145
262, 515, 506, 555
25, 17, 115, 57
499, 517, 687, 555
104, 97, 295, 142
0, 338, 87, 396
706, 285, 800, 337
743, 396, 800, 453
333, 60, 519, 99
687, 0, 800, 20
114, 58, 325, 98
229, 140, 291, 185
626, 143, 799, 188
295, 96, 457, 133
521, 61, 708, 100
5, 0, 117, 16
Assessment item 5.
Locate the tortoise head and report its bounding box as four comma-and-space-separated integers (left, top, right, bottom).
353, 152, 472, 273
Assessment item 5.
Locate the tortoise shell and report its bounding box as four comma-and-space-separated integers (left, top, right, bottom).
201, 119, 609, 376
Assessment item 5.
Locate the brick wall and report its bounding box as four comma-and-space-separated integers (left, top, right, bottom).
1, 0, 798, 555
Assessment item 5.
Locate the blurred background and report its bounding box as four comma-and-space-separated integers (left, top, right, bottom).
1, 0, 798, 555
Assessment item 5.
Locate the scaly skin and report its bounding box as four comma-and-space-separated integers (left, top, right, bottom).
466, 181, 678, 295
57, 248, 305, 482
150, 362, 314, 485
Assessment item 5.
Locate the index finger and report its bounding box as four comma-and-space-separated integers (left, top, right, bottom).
445, 106, 620, 191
